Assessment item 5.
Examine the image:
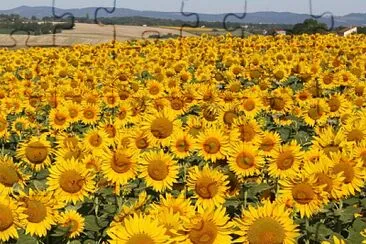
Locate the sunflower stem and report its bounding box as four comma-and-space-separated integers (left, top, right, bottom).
243, 185, 248, 209
305, 217, 310, 244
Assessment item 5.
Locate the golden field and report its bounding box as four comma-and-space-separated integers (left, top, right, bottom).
0, 34, 365, 243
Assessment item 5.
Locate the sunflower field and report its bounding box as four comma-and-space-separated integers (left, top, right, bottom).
0, 33, 365, 244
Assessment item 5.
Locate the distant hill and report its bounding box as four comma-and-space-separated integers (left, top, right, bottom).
1, 6, 365, 26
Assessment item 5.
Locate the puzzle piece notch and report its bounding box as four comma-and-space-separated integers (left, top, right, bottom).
308, 0, 335, 32
24, 0, 75, 48
223, 0, 247, 38
94, 0, 118, 47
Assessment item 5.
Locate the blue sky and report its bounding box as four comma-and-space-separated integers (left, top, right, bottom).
1, 0, 365, 15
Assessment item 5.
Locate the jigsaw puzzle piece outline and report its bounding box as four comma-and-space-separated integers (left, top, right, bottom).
308, 0, 335, 32
223, 0, 248, 38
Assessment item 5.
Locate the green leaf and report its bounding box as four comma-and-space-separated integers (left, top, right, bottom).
278, 127, 291, 141
294, 131, 311, 145
336, 206, 360, 223
69, 241, 82, 244
342, 197, 359, 206
352, 218, 366, 232
83, 240, 96, 244
347, 229, 365, 243
16, 233, 38, 244
310, 223, 333, 241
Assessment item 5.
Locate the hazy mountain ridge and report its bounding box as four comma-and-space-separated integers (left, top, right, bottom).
1, 6, 365, 26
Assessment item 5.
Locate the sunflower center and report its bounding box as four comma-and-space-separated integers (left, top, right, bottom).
59, 170, 84, 193
360, 151, 366, 166
203, 138, 221, 154
54, 112, 67, 125
111, 151, 132, 173
308, 105, 323, 120
135, 136, 149, 149
15, 122, 24, 131
316, 173, 333, 193
195, 177, 218, 199
223, 111, 237, 125
0, 165, 19, 187
292, 183, 314, 204
333, 162, 354, 184
203, 108, 218, 122
328, 97, 340, 112
276, 151, 294, 170
323, 144, 340, 157
247, 217, 285, 244
105, 124, 117, 138
243, 99, 255, 111
239, 125, 256, 142
176, 139, 190, 152
270, 97, 285, 111
25, 199, 47, 223
83, 109, 96, 119
323, 74, 333, 84
148, 159, 169, 181
88, 133, 102, 147
25, 141, 48, 164
236, 152, 255, 169
117, 110, 127, 120
127, 234, 155, 244
150, 118, 173, 139
171, 98, 184, 110
189, 219, 218, 244
69, 108, 78, 118
0, 204, 13, 231
149, 85, 160, 95
260, 138, 275, 152
64, 219, 79, 233
347, 129, 364, 142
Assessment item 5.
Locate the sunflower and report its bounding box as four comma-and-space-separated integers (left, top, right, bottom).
0, 114, 9, 138
123, 128, 148, 155
303, 156, 345, 200
187, 165, 229, 209
227, 143, 265, 178
101, 147, 138, 193
18, 189, 58, 237
330, 152, 365, 196
65, 101, 81, 123
268, 141, 303, 179
235, 201, 299, 244
279, 176, 329, 218
103, 91, 120, 108
186, 115, 206, 138
152, 208, 186, 241
142, 108, 180, 147
341, 118, 366, 145
240, 93, 262, 118
47, 158, 95, 204
82, 154, 102, 172
182, 207, 233, 244
139, 150, 179, 192
217, 103, 240, 127
81, 104, 100, 125
108, 214, 170, 244
11, 116, 29, 136
49, 107, 70, 130
170, 130, 195, 159
301, 98, 330, 127
115, 102, 132, 127
16, 134, 53, 172
259, 131, 282, 156
98, 118, 121, 144
149, 193, 195, 218
263, 89, 293, 114
326, 93, 350, 118
312, 126, 349, 158
195, 126, 230, 162
146, 80, 164, 98
55, 132, 80, 150
231, 117, 262, 145
57, 210, 85, 239
82, 128, 112, 155
0, 196, 27, 242
0, 155, 29, 195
